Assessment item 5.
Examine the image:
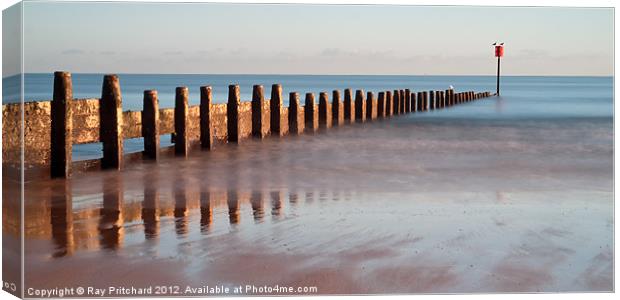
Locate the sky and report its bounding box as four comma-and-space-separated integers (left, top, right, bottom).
2, 1, 615, 76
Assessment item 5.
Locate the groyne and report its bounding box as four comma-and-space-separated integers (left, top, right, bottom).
1, 72, 492, 178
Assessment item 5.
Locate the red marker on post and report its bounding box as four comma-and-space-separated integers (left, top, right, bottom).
493, 42, 504, 96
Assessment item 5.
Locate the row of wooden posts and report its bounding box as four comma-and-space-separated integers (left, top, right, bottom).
50, 71, 492, 178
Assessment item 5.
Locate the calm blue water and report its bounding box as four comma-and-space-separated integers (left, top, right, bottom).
2, 74, 613, 161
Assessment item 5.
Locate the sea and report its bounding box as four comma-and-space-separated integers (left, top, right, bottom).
2, 74, 613, 161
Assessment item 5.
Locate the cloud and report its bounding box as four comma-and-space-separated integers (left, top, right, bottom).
514, 49, 551, 59
61, 49, 85, 55
318, 48, 395, 59
99, 50, 116, 55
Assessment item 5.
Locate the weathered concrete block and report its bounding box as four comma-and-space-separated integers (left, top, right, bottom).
211, 103, 228, 142
238, 101, 253, 139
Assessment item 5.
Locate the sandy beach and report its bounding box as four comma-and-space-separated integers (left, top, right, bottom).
9, 103, 612, 294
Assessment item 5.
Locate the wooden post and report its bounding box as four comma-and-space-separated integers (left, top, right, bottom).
174, 87, 189, 156
100, 74, 123, 170
289, 92, 303, 135
411, 92, 417, 112
305, 93, 317, 133
386, 91, 393, 116
377, 92, 385, 118
142, 90, 159, 160
270, 84, 283, 136
319, 92, 332, 129
332, 90, 343, 126
417, 91, 423, 112
392, 90, 399, 115
429, 91, 435, 110
404, 89, 411, 113
227, 84, 240, 143
200, 86, 214, 150
366, 91, 375, 120
51, 71, 73, 178
451, 90, 455, 106
438, 91, 442, 108
439, 91, 445, 108
344, 88, 354, 123
355, 89, 366, 122
399, 89, 405, 114
252, 85, 266, 138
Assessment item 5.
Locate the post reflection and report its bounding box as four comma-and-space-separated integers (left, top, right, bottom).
42, 178, 352, 257
173, 177, 189, 237
305, 191, 314, 204
99, 175, 124, 250
271, 191, 283, 217
227, 190, 240, 225
289, 191, 299, 206
50, 182, 74, 257
200, 187, 213, 233
251, 191, 265, 222
142, 170, 160, 240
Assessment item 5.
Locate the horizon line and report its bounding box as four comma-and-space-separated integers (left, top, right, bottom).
2, 72, 614, 79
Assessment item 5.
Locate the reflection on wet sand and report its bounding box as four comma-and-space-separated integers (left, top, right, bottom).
99, 176, 124, 250
142, 170, 160, 239
40, 175, 343, 257
200, 187, 213, 233
251, 191, 265, 221
17, 112, 613, 293
50, 182, 74, 257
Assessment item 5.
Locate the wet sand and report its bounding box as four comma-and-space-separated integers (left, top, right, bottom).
8, 103, 613, 294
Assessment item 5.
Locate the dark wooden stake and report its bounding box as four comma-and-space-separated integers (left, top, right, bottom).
174, 87, 189, 156
100, 74, 123, 170
227, 84, 240, 143
142, 90, 159, 160
270, 84, 283, 136
305, 93, 317, 133
51, 71, 73, 178
355, 89, 366, 122
252, 85, 266, 138
200, 86, 214, 150
288, 92, 303, 135
319, 92, 332, 129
